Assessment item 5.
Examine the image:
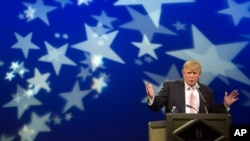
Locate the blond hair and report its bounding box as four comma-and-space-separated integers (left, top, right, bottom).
182, 60, 201, 74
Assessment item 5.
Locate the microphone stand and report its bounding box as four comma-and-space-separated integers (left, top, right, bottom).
196, 87, 209, 114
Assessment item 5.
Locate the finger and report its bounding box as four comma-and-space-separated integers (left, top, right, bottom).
224, 91, 228, 96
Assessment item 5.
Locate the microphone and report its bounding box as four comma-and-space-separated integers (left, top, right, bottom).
195, 84, 208, 114
186, 104, 199, 113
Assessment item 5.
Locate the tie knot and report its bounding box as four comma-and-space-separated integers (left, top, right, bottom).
188, 87, 194, 90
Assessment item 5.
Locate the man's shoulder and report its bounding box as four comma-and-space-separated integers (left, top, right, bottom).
198, 82, 213, 91
163, 79, 184, 85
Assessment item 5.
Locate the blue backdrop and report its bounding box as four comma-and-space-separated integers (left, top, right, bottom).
0, 0, 250, 140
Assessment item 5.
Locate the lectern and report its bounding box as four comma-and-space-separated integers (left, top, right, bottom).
148, 113, 231, 141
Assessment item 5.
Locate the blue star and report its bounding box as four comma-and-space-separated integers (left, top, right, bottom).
218, 0, 250, 26
114, 0, 195, 27
60, 81, 91, 113
166, 25, 250, 85
39, 42, 77, 75
120, 7, 176, 41
71, 24, 125, 64
23, 0, 57, 25
11, 32, 40, 58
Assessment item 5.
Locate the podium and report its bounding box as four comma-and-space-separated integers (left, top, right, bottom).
148, 113, 231, 141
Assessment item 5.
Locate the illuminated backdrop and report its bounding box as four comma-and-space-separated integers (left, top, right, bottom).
0, 0, 250, 140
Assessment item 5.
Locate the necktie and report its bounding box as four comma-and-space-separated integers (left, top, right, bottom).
190, 88, 196, 113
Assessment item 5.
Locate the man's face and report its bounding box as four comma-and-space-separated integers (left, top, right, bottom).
183, 68, 200, 87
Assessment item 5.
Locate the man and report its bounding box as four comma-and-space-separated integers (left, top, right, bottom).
145, 60, 239, 113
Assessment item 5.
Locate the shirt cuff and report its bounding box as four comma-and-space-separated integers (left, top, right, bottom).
148, 96, 155, 106
224, 103, 230, 112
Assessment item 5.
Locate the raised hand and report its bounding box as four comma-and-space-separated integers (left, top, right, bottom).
224, 89, 239, 107
145, 82, 155, 99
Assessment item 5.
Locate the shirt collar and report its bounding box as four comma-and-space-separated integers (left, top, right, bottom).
184, 82, 200, 90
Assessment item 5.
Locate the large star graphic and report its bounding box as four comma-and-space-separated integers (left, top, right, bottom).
39, 42, 77, 75
242, 89, 250, 107
26, 112, 51, 140
27, 68, 51, 94
80, 52, 105, 72
2, 85, 42, 119
132, 34, 162, 59
77, 66, 92, 81
218, 0, 250, 26
59, 81, 91, 113
166, 25, 250, 85
92, 10, 117, 29
120, 7, 176, 41
0, 134, 15, 141
11, 32, 40, 58
77, 0, 92, 6
23, 0, 57, 25
55, 0, 73, 8
114, 0, 195, 27
71, 24, 125, 64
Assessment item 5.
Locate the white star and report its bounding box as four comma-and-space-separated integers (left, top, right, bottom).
77, 0, 92, 6
28, 112, 51, 140
132, 34, 162, 59
18, 125, 35, 141
18, 13, 25, 20
65, 112, 73, 121
99, 72, 111, 82
92, 10, 117, 28
80, 52, 105, 73
54, 33, 61, 38
5, 71, 15, 81
92, 76, 108, 93
53, 116, 62, 125
0, 61, 4, 66
218, 0, 250, 26
144, 56, 154, 63
23, 0, 57, 25
114, 0, 195, 27
2, 85, 42, 119
173, 21, 186, 31
242, 90, 250, 107
39, 42, 77, 75
62, 34, 69, 39
27, 68, 51, 93
71, 24, 125, 64
120, 7, 176, 41
0, 134, 15, 141
166, 25, 250, 85
55, 0, 73, 8
89, 22, 112, 36
24, 6, 36, 21
60, 81, 91, 113
77, 66, 92, 81
13, 61, 30, 78
135, 59, 143, 66
11, 32, 40, 58
91, 54, 105, 72
10, 61, 20, 71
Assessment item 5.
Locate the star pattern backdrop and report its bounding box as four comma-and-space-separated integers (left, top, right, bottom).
0, 0, 250, 140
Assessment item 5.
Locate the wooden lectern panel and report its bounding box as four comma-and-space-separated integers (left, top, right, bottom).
148, 120, 167, 141
148, 114, 231, 141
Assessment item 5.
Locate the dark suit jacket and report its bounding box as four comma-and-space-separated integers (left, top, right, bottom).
148, 79, 228, 114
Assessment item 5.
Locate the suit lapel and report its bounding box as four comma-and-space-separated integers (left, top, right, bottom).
177, 80, 186, 113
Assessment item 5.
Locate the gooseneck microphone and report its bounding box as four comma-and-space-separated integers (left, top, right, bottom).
186, 104, 199, 113
195, 84, 209, 114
